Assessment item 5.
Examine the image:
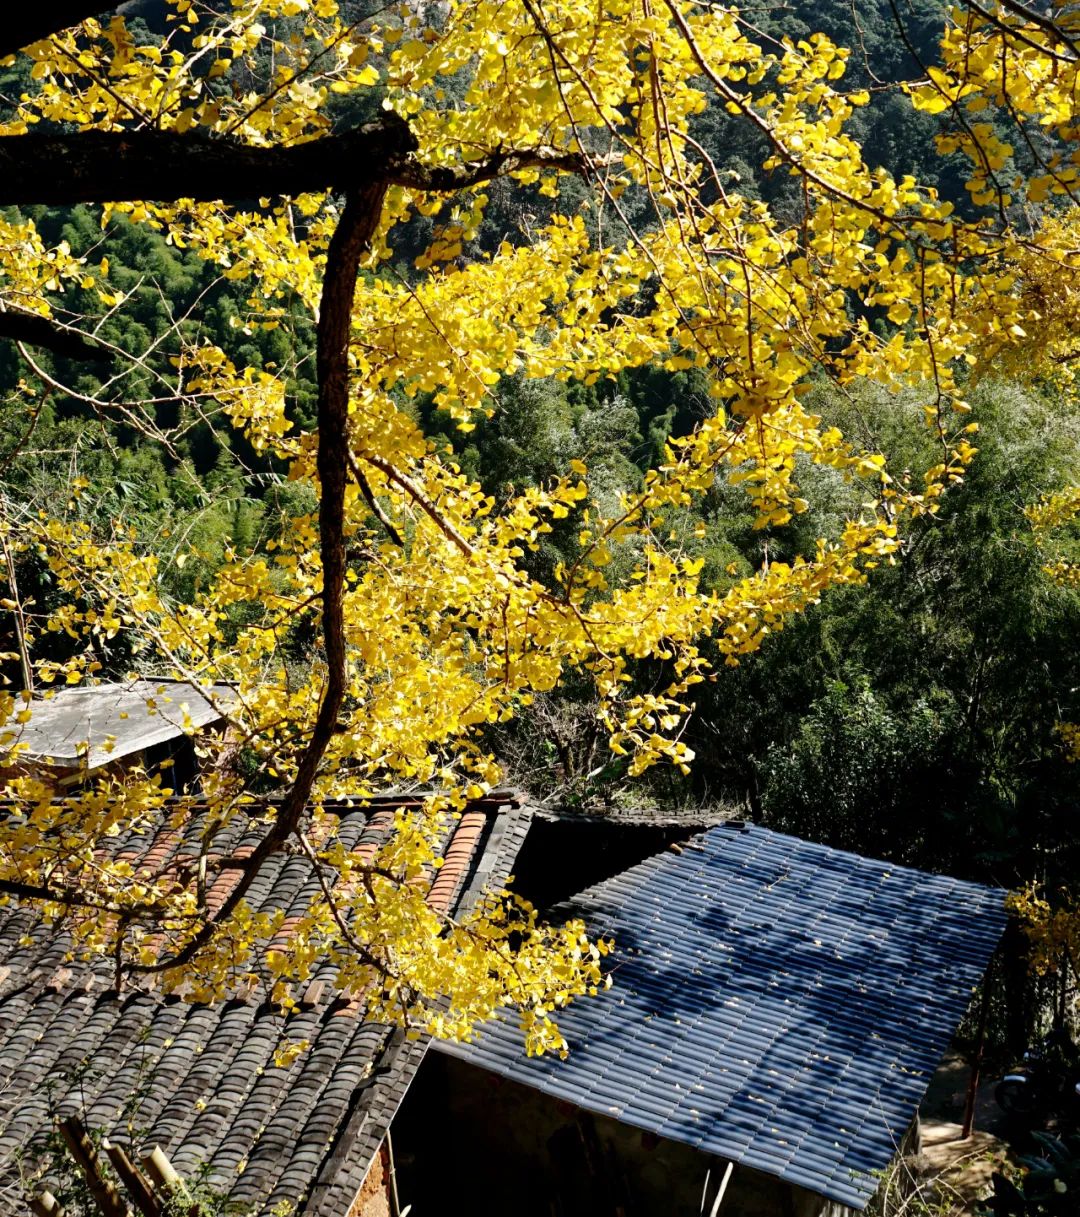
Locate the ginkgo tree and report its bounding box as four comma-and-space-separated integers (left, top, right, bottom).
0, 0, 1077, 1054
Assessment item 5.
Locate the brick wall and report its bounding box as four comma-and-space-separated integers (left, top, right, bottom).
346, 1141, 392, 1217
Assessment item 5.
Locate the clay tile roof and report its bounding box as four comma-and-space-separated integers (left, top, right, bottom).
7, 679, 238, 770
440, 821, 1008, 1210
0, 790, 532, 1215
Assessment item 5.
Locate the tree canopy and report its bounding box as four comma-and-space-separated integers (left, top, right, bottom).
1, 0, 1079, 1054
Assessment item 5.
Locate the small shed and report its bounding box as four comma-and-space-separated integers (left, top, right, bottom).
419, 821, 1008, 1216
2, 678, 237, 788
0, 791, 531, 1216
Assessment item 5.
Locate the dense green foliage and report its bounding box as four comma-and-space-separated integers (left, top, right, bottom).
491, 379, 1080, 891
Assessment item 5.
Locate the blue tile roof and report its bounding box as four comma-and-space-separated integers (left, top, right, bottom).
439, 822, 1008, 1209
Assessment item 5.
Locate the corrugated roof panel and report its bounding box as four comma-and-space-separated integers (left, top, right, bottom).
441, 823, 1007, 1210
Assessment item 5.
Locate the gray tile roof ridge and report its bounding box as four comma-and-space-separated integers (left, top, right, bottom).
532, 802, 737, 828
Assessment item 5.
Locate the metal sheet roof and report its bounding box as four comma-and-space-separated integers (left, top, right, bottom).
7, 679, 237, 769
440, 822, 1008, 1209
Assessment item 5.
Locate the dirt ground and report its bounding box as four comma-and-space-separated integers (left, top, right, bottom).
912, 1051, 1014, 1214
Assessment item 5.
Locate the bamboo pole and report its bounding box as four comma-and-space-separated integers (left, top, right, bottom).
58, 1117, 129, 1217
140, 1146, 200, 1217
102, 1141, 162, 1217
140, 1147, 182, 1195
30, 1192, 65, 1217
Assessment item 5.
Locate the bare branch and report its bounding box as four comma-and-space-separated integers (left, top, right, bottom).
395, 146, 612, 191
361, 453, 476, 557
993, 0, 1080, 61
347, 450, 404, 548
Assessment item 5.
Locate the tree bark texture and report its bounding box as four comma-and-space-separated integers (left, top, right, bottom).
0, 120, 418, 206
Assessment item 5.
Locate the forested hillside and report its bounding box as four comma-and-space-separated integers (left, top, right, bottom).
1, 0, 1079, 1070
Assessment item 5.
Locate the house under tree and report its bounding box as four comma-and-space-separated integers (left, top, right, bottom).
0, 792, 531, 1217
393, 820, 1007, 1217
0, 709, 1007, 1217
2, 679, 236, 790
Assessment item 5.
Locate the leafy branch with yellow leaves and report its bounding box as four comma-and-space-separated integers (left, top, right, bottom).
0, 0, 1078, 1052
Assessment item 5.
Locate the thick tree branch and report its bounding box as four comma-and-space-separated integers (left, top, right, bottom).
0, 308, 106, 362
0, 119, 418, 206
132, 181, 388, 975
281, 180, 386, 826
0, 122, 605, 206
0, 3, 118, 60
394, 146, 603, 191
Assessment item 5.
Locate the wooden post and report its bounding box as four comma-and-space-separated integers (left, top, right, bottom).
140, 1146, 199, 1217
58, 1117, 129, 1217
103, 1141, 162, 1217
30, 1192, 65, 1217
962, 968, 993, 1140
